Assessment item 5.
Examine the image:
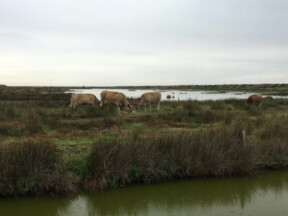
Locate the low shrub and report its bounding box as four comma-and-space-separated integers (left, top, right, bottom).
258, 115, 288, 140
183, 100, 201, 117
0, 103, 20, 120
247, 105, 263, 117
22, 109, 43, 135
0, 122, 25, 137
256, 139, 288, 168
0, 123, 10, 136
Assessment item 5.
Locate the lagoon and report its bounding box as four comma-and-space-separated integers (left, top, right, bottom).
66, 88, 287, 101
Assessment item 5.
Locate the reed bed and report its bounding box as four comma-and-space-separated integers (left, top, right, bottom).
84, 120, 288, 192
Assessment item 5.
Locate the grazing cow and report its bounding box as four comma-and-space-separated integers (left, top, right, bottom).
246, 93, 262, 106
100, 90, 132, 114
135, 91, 161, 111
63, 93, 100, 108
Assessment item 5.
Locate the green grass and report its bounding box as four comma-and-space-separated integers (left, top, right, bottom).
0, 137, 20, 145
54, 137, 94, 152
124, 122, 145, 130
41, 124, 56, 134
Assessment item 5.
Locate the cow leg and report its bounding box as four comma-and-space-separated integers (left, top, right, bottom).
157, 102, 160, 110
116, 103, 121, 115
144, 104, 147, 112
70, 101, 75, 108
73, 102, 77, 108
149, 102, 151, 111
69, 99, 73, 108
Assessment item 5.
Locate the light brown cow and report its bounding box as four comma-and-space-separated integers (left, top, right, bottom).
100, 90, 132, 114
63, 93, 100, 108
135, 91, 161, 111
246, 93, 262, 105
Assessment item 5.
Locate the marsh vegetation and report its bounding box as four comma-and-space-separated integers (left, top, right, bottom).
0, 86, 288, 196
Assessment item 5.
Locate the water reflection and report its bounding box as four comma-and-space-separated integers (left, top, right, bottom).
82, 171, 288, 216
1, 170, 288, 216
0, 196, 70, 216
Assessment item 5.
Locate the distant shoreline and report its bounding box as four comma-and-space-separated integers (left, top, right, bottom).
2, 84, 288, 96
4, 83, 288, 88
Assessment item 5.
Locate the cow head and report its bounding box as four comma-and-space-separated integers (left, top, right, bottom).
245, 97, 254, 106
133, 103, 139, 110
126, 104, 133, 113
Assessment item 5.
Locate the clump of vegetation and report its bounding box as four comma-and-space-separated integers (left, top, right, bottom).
84, 123, 285, 191
0, 138, 73, 197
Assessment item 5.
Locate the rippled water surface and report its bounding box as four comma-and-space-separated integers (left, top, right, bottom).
1, 170, 288, 216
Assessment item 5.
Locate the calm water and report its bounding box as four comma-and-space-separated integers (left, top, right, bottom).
66, 88, 288, 101
1, 170, 288, 216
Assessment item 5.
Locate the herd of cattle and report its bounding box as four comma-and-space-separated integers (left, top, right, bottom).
64, 90, 162, 113
63, 90, 262, 114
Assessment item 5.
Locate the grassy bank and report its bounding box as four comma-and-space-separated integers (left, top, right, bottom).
0, 87, 288, 196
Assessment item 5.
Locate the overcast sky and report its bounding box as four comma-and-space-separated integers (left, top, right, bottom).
1, 0, 288, 86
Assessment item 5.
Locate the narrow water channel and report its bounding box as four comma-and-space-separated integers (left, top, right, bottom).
1, 170, 288, 216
